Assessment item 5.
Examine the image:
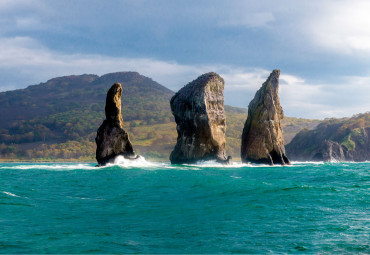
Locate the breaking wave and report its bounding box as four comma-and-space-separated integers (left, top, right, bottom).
2, 191, 21, 198
0, 158, 363, 171
107, 155, 155, 168
0, 163, 97, 170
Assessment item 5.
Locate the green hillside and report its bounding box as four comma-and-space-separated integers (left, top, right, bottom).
286, 112, 370, 161
0, 72, 320, 162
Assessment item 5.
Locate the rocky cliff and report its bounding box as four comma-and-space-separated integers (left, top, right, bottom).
312, 140, 350, 161
170, 72, 232, 164
95, 82, 136, 166
286, 113, 370, 162
241, 70, 290, 165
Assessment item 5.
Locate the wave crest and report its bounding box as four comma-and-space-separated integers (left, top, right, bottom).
106, 155, 155, 168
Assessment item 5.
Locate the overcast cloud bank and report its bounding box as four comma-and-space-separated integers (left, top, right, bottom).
0, 0, 369, 119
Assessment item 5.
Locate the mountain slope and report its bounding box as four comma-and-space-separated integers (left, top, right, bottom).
0, 72, 173, 143
0, 72, 320, 161
286, 113, 370, 161
0, 72, 173, 129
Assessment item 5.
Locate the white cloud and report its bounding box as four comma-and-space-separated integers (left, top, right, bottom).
218, 69, 268, 92
213, 0, 370, 55
3, 0, 370, 56
0, 36, 369, 119
279, 76, 327, 118
0, 36, 209, 91
279, 73, 370, 119
304, 0, 370, 54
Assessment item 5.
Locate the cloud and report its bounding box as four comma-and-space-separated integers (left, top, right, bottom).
0, 37, 191, 90
0, 0, 37, 11
221, 69, 270, 90
298, 0, 370, 54
219, 11, 275, 28
0, 36, 369, 119
0, 0, 48, 37
279, 73, 370, 119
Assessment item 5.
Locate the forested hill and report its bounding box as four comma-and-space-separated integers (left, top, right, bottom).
0, 72, 320, 161
0, 72, 173, 129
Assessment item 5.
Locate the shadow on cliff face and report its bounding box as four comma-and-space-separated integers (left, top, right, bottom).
286, 114, 370, 162
241, 70, 290, 165
170, 72, 232, 165
95, 83, 139, 166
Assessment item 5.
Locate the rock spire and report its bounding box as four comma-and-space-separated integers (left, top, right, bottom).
95, 82, 136, 166
241, 70, 290, 165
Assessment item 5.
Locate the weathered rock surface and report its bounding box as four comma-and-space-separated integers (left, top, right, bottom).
241, 70, 290, 165
95, 83, 136, 166
170, 72, 232, 164
311, 140, 351, 161
286, 116, 370, 162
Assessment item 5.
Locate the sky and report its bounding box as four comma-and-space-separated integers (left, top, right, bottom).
0, 0, 370, 119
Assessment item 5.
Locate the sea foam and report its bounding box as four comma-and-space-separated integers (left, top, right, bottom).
107, 155, 155, 168
0, 159, 362, 172
0, 163, 97, 171
2, 191, 21, 197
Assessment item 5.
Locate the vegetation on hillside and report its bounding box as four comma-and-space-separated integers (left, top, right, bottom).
0, 72, 321, 162
286, 112, 370, 159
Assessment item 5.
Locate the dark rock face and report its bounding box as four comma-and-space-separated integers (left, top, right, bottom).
287, 126, 370, 162
312, 140, 350, 161
95, 83, 136, 166
241, 70, 290, 165
170, 72, 232, 164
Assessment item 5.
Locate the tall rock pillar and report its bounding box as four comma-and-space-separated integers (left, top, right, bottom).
241, 70, 290, 165
95, 82, 136, 166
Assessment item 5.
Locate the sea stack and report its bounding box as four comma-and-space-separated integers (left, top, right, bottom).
170, 72, 232, 164
241, 70, 290, 165
95, 82, 137, 166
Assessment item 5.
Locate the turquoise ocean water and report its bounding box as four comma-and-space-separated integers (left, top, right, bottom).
0, 158, 369, 254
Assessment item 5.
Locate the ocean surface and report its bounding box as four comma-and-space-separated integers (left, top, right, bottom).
0, 158, 369, 254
